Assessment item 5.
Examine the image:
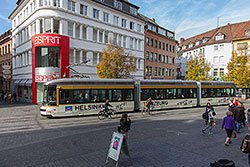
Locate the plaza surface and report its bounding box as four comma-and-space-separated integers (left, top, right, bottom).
0, 102, 249, 167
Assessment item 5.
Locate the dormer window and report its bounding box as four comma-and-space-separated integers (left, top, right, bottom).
188, 43, 193, 48
215, 33, 225, 41
245, 29, 250, 37
130, 7, 137, 15
202, 37, 209, 43
195, 40, 200, 46
114, 0, 122, 10
182, 45, 186, 50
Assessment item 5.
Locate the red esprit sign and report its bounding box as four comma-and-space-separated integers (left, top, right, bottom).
35, 74, 54, 82
34, 35, 61, 45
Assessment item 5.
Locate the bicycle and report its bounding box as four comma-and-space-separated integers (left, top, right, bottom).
141, 105, 154, 116
97, 108, 118, 120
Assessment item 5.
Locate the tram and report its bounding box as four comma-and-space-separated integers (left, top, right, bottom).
40, 79, 235, 117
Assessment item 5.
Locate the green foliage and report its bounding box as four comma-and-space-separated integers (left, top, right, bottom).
223, 46, 250, 88
96, 42, 137, 79
186, 55, 212, 81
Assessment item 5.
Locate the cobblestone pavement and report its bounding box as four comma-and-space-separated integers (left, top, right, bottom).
0, 102, 249, 167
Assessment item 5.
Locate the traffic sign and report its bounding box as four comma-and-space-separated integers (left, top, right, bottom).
2, 65, 11, 70
3, 75, 11, 79
2, 69, 11, 75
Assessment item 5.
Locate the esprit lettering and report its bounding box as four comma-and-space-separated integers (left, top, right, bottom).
34, 35, 61, 45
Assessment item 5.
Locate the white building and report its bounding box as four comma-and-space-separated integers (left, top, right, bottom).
178, 23, 243, 80
9, 0, 145, 103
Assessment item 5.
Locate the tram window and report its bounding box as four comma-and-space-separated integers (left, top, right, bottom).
124, 89, 133, 101
230, 88, 235, 97
177, 88, 185, 98
91, 90, 106, 102
108, 90, 122, 102
59, 89, 73, 104
73, 89, 90, 103
141, 89, 153, 100
217, 88, 222, 97
166, 88, 176, 99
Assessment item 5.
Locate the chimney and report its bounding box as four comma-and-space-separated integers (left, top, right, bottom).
180, 38, 185, 45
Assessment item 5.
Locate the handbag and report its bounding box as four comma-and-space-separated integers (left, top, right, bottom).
232, 132, 237, 138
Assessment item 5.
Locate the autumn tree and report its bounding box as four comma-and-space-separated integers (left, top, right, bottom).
96, 42, 137, 79
223, 45, 250, 88
186, 54, 212, 81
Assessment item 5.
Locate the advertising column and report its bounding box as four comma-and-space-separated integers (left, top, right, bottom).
32, 34, 69, 104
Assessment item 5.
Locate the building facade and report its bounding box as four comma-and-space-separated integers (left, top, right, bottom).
9, 0, 145, 104
178, 21, 250, 80
141, 15, 177, 80
0, 29, 12, 94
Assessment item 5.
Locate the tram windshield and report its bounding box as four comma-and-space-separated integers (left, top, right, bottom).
43, 85, 57, 105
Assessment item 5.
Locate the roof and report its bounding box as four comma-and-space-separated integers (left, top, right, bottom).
179, 20, 250, 52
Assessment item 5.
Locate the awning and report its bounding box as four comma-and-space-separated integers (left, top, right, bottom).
26, 79, 32, 86
14, 80, 21, 85
19, 79, 28, 86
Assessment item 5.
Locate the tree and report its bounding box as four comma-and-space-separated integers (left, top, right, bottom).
223, 45, 250, 88
96, 42, 137, 79
186, 54, 212, 81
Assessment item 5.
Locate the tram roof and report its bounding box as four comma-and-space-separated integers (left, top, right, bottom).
200, 81, 235, 86
140, 79, 198, 85
44, 78, 135, 86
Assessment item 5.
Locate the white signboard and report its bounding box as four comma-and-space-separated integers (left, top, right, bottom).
35, 67, 61, 83
2, 65, 11, 70
2, 70, 11, 75
107, 132, 124, 162
3, 75, 11, 79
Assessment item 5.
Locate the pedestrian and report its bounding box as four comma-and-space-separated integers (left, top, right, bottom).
119, 113, 131, 140
234, 103, 246, 133
221, 111, 236, 146
228, 99, 235, 113
7, 93, 12, 104
13, 92, 17, 103
145, 97, 153, 113
202, 103, 216, 135
233, 98, 239, 107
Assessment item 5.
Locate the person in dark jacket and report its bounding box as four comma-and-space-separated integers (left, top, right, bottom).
204, 103, 214, 125
221, 111, 236, 146
146, 97, 153, 112
234, 103, 246, 133
104, 99, 112, 115
228, 100, 235, 113
119, 113, 131, 139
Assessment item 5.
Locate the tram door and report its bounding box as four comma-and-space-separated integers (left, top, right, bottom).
37, 83, 44, 104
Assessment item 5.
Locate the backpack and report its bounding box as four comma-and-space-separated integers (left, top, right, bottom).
202, 111, 208, 120
240, 134, 250, 153
210, 159, 235, 167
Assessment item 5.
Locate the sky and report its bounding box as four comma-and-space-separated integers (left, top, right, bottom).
0, 0, 250, 41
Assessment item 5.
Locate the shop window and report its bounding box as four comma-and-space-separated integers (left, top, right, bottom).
36, 46, 60, 67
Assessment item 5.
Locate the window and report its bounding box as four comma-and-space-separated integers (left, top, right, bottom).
159, 68, 161, 76
166, 56, 168, 64
44, 18, 51, 33
155, 67, 158, 76
122, 19, 126, 28
130, 37, 133, 49
31, 22, 36, 36
129, 7, 137, 15
151, 38, 154, 47
155, 40, 158, 48
59, 89, 72, 104
169, 69, 171, 76
155, 53, 157, 62
91, 90, 106, 102
220, 68, 224, 76
82, 26, 87, 39
14, 20, 16, 27
172, 57, 175, 64
215, 33, 225, 41
39, 19, 44, 33
213, 56, 219, 63
80, 4, 87, 15
146, 37, 149, 46
67, 0, 75, 12
68, 21, 73, 37
245, 29, 250, 37
159, 54, 161, 62
99, 31, 103, 43
158, 28, 166, 36
130, 22, 135, 30
93, 52, 97, 65
114, 0, 122, 10
166, 43, 168, 51
122, 36, 126, 47
146, 51, 149, 60
219, 56, 224, 63
108, 90, 122, 102
39, 0, 43, 6
169, 44, 172, 52
36, 46, 60, 67
73, 90, 90, 103
53, 19, 59, 34
214, 69, 218, 77
93, 9, 99, 19
113, 16, 119, 25
163, 42, 165, 50
93, 29, 97, 41
53, 0, 60, 7
173, 46, 175, 52
162, 68, 165, 76
103, 12, 109, 22
137, 24, 141, 32
75, 23, 80, 38
150, 52, 153, 61
214, 45, 218, 51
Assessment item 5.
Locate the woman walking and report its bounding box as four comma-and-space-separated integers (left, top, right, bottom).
119, 113, 131, 140
202, 103, 216, 135
221, 111, 236, 146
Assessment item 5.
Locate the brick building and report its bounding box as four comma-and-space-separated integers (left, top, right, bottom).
0, 29, 12, 94
141, 15, 177, 80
